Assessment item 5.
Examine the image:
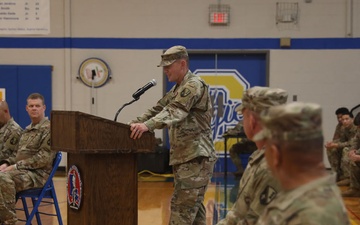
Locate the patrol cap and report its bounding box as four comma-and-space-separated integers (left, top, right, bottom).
157, 45, 188, 67
253, 102, 323, 141
235, 86, 288, 114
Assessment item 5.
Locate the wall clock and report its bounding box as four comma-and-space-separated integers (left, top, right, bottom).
78, 58, 111, 88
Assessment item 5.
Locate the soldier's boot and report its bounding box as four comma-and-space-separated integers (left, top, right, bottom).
337, 178, 350, 186
341, 188, 360, 197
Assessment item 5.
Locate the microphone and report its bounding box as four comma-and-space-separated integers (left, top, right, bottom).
132, 79, 157, 99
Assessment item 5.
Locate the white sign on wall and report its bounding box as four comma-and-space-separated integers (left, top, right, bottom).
0, 88, 5, 101
0, 0, 50, 35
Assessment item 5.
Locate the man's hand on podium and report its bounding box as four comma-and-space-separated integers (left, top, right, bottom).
130, 123, 149, 139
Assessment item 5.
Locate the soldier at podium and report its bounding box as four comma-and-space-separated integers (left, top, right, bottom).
0, 93, 56, 225
129, 45, 217, 225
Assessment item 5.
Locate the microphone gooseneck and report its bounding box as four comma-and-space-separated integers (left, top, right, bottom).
114, 79, 157, 122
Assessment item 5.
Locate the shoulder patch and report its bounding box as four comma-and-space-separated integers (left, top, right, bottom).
180, 88, 191, 97
260, 185, 277, 205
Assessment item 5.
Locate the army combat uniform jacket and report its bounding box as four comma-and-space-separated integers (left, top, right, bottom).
348, 129, 360, 190
332, 122, 342, 140
0, 118, 22, 161
334, 124, 358, 149
351, 128, 360, 152
0, 117, 55, 224
131, 70, 217, 165
256, 174, 350, 225
217, 148, 281, 225
1, 117, 55, 187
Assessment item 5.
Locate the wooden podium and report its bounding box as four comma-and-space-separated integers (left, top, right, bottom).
50, 111, 156, 225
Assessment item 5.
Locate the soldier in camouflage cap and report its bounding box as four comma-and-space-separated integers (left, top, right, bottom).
0, 93, 56, 225
0, 101, 22, 161
217, 86, 288, 225
157, 45, 188, 67
235, 86, 288, 114
255, 102, 350, 225
130, 45, 217, 225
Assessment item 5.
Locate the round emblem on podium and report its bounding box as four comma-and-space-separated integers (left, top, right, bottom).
78, 58, 111, 88
67, 165, 83, 210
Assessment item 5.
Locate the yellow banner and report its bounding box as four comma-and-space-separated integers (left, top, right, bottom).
0, 88, 5, 101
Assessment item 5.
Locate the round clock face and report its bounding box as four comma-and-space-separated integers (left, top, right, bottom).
78, 58, 110, 88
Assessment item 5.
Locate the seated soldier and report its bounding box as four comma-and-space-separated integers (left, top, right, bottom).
342, 112, 360, 197
217, 86, 288, 225
332, 107, 349, 140
0, 93, 56, 225
0, 101, 22, 161
255, 102, 350, 225
326, 111, 357, 182
325, 107, 349, 179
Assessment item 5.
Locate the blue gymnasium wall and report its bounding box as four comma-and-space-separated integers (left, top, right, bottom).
0, 37, 360, 50
0, 65, 52, 129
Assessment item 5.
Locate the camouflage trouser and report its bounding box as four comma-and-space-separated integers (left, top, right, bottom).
349, 161, 360, 189
229, 140, 257, 175
326, 147, 350, 180
341, 147, 351, 179
170, 157, 216, 225
0, 170, 41, 225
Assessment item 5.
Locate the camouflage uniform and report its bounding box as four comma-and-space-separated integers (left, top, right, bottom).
256, 174, 349, 225
326, 123, 358, 180
0, 118, 22, 161
217, 87, 288, 225
347, 129, 360, 190
332, 122, 342, 140
218, 148, 281, 225
0, 117, 55, 225
254, 102, 350, 225
348, 162, 360, 191
131, 46, 217, 225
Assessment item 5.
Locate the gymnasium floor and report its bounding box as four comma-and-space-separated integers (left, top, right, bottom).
15, 172, 360, 225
